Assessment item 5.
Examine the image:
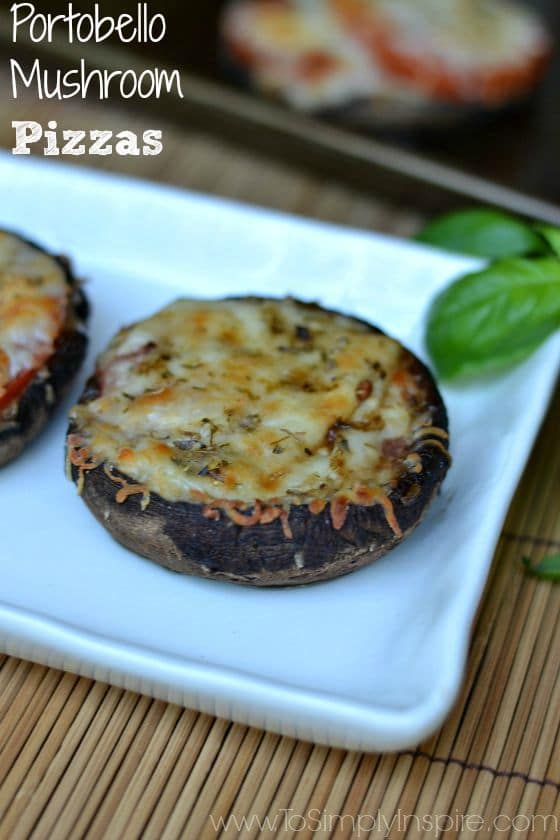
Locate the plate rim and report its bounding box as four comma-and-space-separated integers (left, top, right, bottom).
0, 150, 558, 752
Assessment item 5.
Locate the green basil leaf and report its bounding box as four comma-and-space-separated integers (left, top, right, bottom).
426, 258, 560, 379
535, 225, 560, 257
522, 554, 560, 580
416, 208, 544, 258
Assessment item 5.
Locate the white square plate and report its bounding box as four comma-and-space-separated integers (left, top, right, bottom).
1, 152, 558, 752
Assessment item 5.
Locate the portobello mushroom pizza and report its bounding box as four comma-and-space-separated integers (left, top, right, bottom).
0, 231, 88, 467
67, 297, 450, 586
220, 0, 550, 128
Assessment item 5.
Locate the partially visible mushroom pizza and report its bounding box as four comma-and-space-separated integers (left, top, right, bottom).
0, 231, 89, 467
220, 0, 551, 125
66, 297, 451, 586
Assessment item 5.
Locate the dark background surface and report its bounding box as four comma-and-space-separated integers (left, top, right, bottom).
8, 0, 560, 204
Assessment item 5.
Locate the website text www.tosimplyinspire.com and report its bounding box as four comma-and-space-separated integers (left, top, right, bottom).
208, 808, 559, 837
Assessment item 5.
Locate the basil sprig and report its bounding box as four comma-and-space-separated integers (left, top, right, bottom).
418, 209, 560, 380
416, 208, 545, 259
427, 258, 560, 379
535, 225, 560, 258
522, 554, 560, 581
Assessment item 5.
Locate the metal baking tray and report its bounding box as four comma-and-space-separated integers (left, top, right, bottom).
1, 3, 559, 223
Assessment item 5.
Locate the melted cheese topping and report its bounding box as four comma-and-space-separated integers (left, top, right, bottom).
0, 232, 69, 406
332, 0, 549, 102
70, 298, 437, 507
221, 0, 392, 109
367, 0, 548, 67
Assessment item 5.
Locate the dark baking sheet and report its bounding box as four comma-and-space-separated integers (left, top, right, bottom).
120, 0, 560, 205
3, 1, 559, 219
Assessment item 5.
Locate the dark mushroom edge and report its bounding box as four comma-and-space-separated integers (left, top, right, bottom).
0, 233, 89, 467
67, 303, 450, 587
218, 46, 533, 134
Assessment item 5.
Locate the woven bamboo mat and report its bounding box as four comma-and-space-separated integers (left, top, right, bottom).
0, 73, 559, 839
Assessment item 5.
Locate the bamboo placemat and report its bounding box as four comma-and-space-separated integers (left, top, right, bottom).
0, 70, 559, 839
